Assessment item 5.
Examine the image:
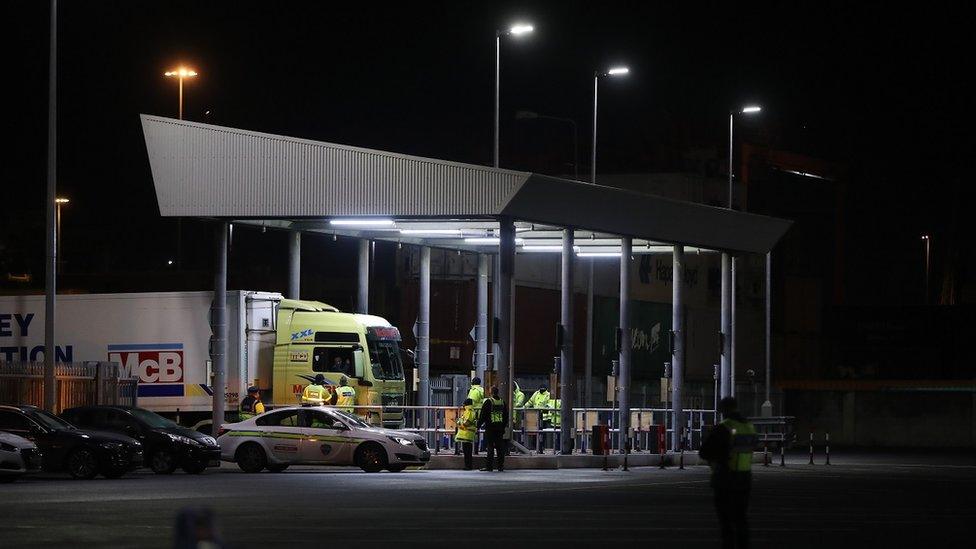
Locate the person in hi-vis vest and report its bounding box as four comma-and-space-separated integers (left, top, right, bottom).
700, 397, 757, 549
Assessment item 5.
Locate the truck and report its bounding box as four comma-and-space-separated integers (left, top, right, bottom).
0, 291, 407, 432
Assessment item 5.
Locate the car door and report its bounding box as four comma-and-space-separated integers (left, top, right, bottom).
254, 410, 306, 463
0, 411, 59, 467
300, 409, 355, 464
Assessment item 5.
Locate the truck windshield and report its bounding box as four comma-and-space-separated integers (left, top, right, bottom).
368, 341, 404, 380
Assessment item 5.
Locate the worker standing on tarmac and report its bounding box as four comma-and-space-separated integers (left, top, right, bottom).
301, 374, 334, 406
467, 377, 486, 412
525, 384, 550, 423
700, 397, 758, 549
477, 386, 508, 472
335, 376, 356, 414
239, 386, 265, 420
455, 398, 477, 470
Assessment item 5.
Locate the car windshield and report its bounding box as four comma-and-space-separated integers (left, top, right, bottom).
129, 408, 179, 429
31, 409, 75, 431
368, 341, 404, 380
332, 410, 368, 428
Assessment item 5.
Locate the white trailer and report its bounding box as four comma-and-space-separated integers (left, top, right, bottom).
0, 291, 280, 428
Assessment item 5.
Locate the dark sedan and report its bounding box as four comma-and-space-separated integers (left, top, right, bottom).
62, 406, 220, 474
0, 405, 143, 479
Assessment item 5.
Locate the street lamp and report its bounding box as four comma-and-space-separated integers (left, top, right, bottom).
591, 66, 629, 185
55, 197, 69, 272
516, 110, 580, 179
728, 104, 761, 208
164, 67, 198, 120
921, 234, 931, 304
494, 23, 534, 167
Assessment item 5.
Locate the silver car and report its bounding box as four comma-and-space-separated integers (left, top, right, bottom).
0, 431, 42, 483
217, 406, 430, 473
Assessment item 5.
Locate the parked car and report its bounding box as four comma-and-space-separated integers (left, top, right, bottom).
62, 405, 220, 474
0, 431, 42, 483
217, 406, 430, 473
0, 405, 142, 479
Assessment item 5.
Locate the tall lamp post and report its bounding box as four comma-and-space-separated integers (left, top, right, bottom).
724, 104, 761, 401
921, 234, 931, 304
55, 198, 68, 273
164, 67, 198, 120
515, 110, 579, 179
494, 23, 533, 168
591, 66, 629, 184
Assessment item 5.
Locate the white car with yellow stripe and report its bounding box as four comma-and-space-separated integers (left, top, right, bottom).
216, 406, 430, 473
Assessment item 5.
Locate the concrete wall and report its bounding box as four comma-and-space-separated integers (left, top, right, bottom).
786, 390, 976, 448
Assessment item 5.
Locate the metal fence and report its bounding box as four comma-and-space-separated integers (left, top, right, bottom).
0, 361, 138, 413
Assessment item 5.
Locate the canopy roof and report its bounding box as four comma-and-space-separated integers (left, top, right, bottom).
141, 115, 791, 254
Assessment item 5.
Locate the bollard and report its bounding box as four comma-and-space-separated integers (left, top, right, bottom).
659, 430, 667, 469
825, 432, 831, 465
623, 441, 629, 472
780, 442, 785, 467
763, 443, 769, 467
808, 430, 815, 465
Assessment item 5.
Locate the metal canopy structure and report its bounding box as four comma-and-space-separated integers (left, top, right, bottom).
141, 113, 792, 454
141, 115, 790, 254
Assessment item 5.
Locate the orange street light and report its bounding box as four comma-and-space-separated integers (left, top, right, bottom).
164, 67, 198, 119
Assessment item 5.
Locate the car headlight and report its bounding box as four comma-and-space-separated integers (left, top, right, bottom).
165, 433, 201, 446
202, 436, 217, 447
100, 441, 124, 450
387, 436, 413, 446
0, 442, 18, 452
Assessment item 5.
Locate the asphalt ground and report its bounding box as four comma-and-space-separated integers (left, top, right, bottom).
2, 451, 974, 548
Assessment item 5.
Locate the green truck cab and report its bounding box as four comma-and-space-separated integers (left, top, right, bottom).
271, 300, 406, 428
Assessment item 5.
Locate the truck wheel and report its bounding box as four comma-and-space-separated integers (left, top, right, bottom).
355, 443, 387, 473
236, 443, 267, 473
151, 450, 177, 474
66, 448, 99, 480
386, 465, 407, 473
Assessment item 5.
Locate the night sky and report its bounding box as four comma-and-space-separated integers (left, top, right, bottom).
2, 1, 971, 305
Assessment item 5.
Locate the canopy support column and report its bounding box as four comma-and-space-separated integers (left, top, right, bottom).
496, 218, 515, 436
671, 245, 685, 451
476, 254, 489, 381
720, 253, 732, 399
417, 246, 431, 408
210, 222, 228, 432
559, 228, 575, 455
357, 239, 369, 313
288, 231, 301, 300
617, 237, 632, 453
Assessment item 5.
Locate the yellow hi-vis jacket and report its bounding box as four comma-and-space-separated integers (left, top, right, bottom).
455, 405, 477, 443
526, 390, 550, 410
722, 418, 758, 473
335, 385, 356, 413
546, 399, 562, 427
302, 384, 329, 405
467, 384, 485, 413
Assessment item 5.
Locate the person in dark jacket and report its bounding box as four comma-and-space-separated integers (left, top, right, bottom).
699, 397, 758, 549
477, 386, 509, 472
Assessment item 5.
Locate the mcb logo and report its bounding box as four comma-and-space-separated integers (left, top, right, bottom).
107, 343, 184, 383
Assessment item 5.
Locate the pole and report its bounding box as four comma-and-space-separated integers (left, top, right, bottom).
591, 73, 599, 184
728, 112, 734, 209
497, 218, 515, 436
617, 237, 632, 452
178, 75, 184, 120
671, 245, 685, 452
211, 222, 228, 432
476, 254, 489, 380
288, 231, 301, 300
56, 202, 63, 273
731, 256, 737, 399
762, 251, 773, 416
559, 228, 575, 454
357, 239, 369, 313
494, 34, 500, 168
585, 258, 594, 407
418, 247, 431, 408
924, 237, 930, 304
720, 253, 732, 398
43, 0, 58, 412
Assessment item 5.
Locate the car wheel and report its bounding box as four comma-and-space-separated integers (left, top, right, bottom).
386, 465, 407, 473
66, 448, 99, 480
355, 442, 388, 473
266, 463, 289, 473
101, 464, 128, 479
150, 450, 178, 474
182, 461, 208, 474
235, 443, 267, 473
